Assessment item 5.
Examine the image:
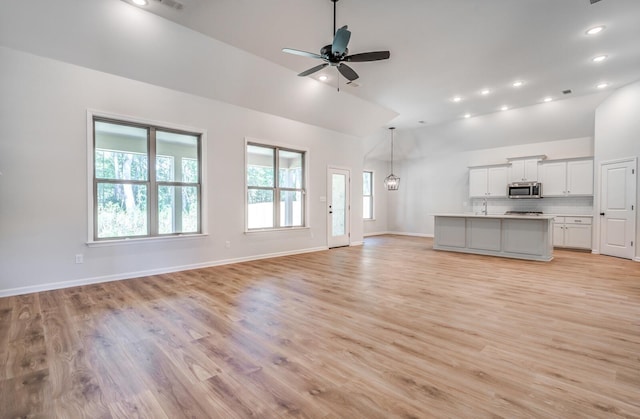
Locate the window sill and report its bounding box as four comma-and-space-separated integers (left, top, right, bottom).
87, 233, 209, 247
364, 218, 376, 222
245, 226, 310, 234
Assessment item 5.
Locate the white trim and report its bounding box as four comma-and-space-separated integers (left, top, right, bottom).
387, 231, 435, 238
634, 256, 640, 262
364, 231, 435, 238
591, 250, 600, 255
364, 231, 389, 237
86, 109, 208, 242
327, 166, 352, 248
87, 233, 208, 247
597, 156, 637, 260
244, 137, 310, 233
244, 227, 310, 234
350, 241, 364, 246
0, 246, 328, 298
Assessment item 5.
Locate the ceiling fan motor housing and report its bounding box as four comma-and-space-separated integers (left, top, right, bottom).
321, 45, 348, 62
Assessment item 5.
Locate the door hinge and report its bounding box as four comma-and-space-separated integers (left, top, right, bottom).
632, 241, 634, 247
632, 169, 635, 175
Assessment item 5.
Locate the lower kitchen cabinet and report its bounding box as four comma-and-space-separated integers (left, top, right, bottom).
553, 216, 592, 250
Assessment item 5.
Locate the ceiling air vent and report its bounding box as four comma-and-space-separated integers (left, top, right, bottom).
562, 89, 573, 95
590, 0, 602, 4
151, 0, 184, 10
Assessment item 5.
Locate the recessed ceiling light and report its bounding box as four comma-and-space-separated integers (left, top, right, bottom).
318, 74, 328, 82
500, 106, 509, 111
543, 97, 553, 102
586, 25, 605, 36
481, 89, 491, 95
596, 82, 610, 89
452, 96, 462, 102
132, 0, 148, 5
464, 113, 471, 119
512, 81, 524, 88
592, 55, 608, 63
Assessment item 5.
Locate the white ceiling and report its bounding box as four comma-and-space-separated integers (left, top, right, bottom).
131, 0, 640, 129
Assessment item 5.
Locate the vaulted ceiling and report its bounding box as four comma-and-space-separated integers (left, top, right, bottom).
135, 0, 640, 129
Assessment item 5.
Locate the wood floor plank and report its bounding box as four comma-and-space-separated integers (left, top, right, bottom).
1, 235, 639, 418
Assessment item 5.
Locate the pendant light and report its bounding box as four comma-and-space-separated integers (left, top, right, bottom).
384, 127, 400, 190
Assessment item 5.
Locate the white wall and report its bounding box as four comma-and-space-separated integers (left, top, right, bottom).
377, 137, 595, 236
363, 159, 390, 236
594, 80, 640, 259
0, 0, 396, 138
0, 47, 365, 295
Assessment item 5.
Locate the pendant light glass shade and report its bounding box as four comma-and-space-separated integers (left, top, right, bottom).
384, 127, 400, 190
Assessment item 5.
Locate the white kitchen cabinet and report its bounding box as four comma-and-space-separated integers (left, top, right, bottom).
553, 216, 592, 249
540, 159, 593, 197
509, 158, 540, 182
469, 165, 508, 198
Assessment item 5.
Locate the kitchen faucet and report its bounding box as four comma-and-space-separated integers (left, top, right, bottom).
482, 198, 488, 215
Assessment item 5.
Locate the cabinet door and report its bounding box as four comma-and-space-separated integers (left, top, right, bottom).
553, 224, 565, 247
469, 168, 488, 197
524, 159, 539, 181
564, 224, 592, 249
509, 160, 525, 183
487, 166, 508, 197
540, 162, 566, 196
567, 160, 594, 195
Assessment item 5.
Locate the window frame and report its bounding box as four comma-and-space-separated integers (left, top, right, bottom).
87, 110, 207, 244
245, 138, 308, 232
363, 170, 374, 220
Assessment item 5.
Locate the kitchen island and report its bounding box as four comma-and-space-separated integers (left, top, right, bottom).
433, 213, 555, 261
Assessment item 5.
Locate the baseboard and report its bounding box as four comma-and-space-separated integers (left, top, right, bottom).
591, 250, 600, 254
363, 231, 389, 237
0, 246, 329, 298
386, 231, 434, 238
350, 241, 364, 246
635, 256, 640, 262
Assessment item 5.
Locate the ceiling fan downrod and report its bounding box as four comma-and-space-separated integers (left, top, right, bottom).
332, 0, 339, 37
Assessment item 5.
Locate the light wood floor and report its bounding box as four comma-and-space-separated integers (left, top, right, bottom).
1, 235, 639, 418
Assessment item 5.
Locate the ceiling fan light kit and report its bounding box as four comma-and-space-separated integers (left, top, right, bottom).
282, 0, 390, 86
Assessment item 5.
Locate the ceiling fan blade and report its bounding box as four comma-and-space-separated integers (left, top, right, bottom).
345, 51, 390, 62
282, 48, 323, 60
332, 25, 351, 56
338, 63, 359, 81
298, 63, 329, 77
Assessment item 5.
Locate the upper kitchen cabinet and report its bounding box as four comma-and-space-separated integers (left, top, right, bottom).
469, 165, 508, 198
508, 156, 545, 183
540, 158, 594, 197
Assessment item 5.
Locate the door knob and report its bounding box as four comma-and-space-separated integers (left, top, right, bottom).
600, 212, 605, 216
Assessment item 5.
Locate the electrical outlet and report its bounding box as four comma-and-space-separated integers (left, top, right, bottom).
225, 241, 231, 248
75, 254, 84, 264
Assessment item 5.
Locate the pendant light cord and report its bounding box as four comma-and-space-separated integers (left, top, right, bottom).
390, 127, 395, 174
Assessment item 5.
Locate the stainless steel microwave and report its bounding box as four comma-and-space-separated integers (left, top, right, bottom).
508, 182, 542, 199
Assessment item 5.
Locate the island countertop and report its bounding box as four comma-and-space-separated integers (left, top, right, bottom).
433, 213, 556, 220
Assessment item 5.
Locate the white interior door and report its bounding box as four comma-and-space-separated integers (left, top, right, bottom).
328, 167, 350, 248
599, 158, 637, 259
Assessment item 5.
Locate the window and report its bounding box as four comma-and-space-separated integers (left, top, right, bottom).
363, 171, 373, 219
246, 142, 306, 230
92, 117, 202, 240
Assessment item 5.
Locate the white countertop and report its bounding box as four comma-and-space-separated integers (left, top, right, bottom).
433, 213, 556, 220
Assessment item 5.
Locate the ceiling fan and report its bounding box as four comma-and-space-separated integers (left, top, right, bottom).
282, 0, 390, 83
